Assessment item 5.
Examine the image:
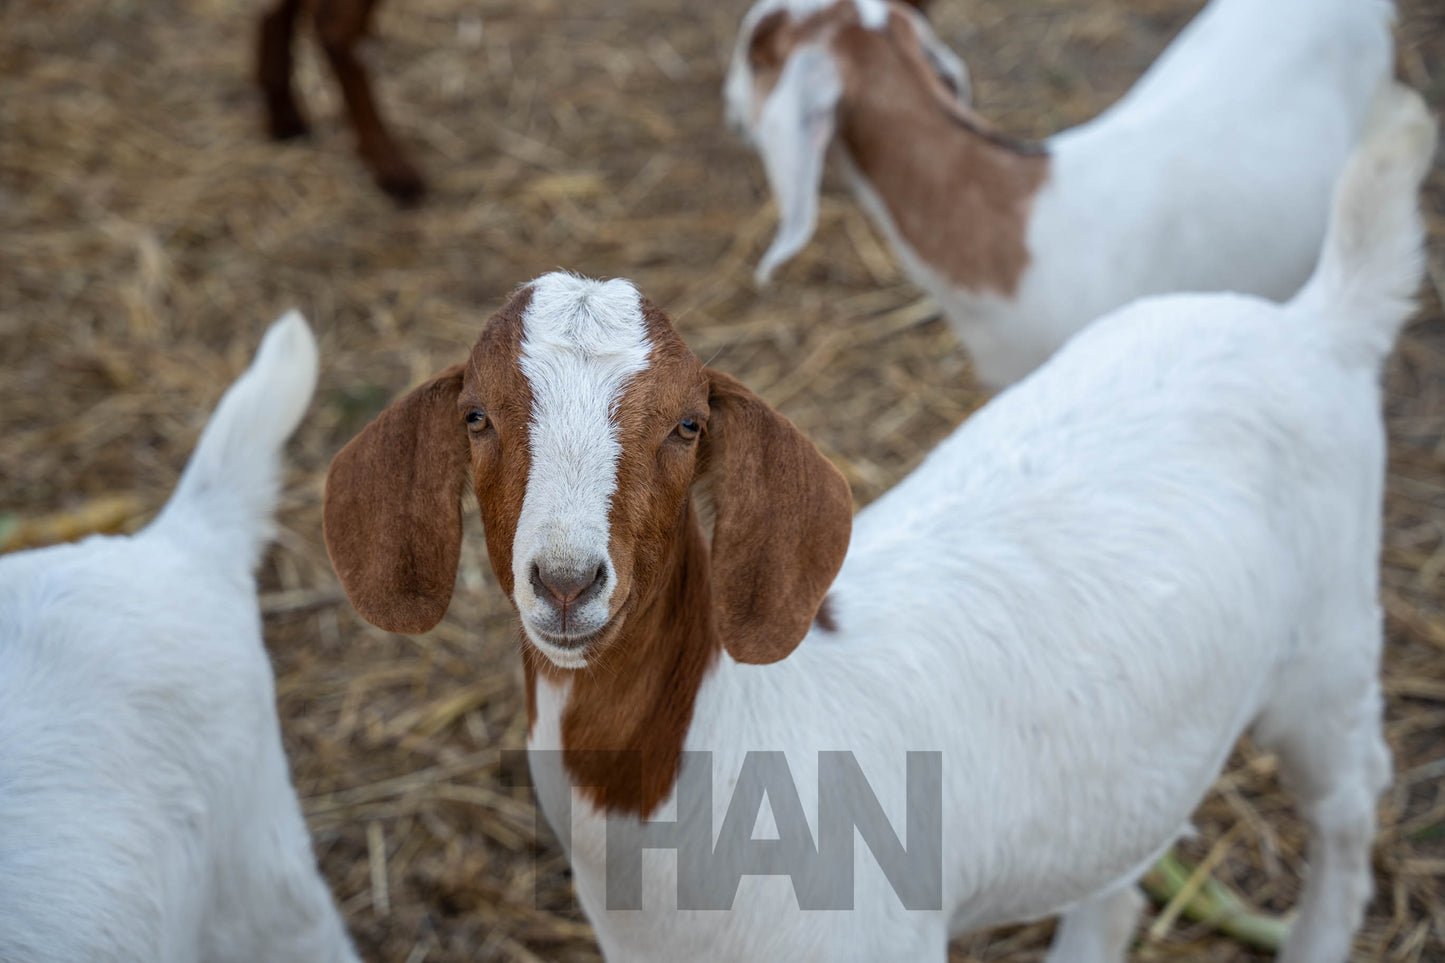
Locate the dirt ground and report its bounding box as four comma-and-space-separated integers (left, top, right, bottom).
2, 0, 1442, 959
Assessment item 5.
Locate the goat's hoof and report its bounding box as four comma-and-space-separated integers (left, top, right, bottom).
377, 166, 427, 206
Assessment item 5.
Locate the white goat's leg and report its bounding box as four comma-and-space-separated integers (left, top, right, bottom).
1043, 885, 1144, 963
1271, 688, 1389, 963
1254, 607, 1389, 963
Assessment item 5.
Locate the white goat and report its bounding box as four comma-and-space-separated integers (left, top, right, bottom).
725, 0, 1396, 388
0, 315, 359, 963
323, 86, 1434, 962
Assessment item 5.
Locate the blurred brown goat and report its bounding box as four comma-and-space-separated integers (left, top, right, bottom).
257, 0, 425, 203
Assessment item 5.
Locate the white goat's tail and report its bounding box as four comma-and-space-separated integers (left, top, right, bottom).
1294, 82, 1437, 363
151, 311, 318, 568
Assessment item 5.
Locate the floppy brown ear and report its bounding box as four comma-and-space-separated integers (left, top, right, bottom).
323, 365, 468, 634
699, 369, 853, 664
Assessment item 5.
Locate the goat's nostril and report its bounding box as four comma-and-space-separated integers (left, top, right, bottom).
533, 563, 603, 607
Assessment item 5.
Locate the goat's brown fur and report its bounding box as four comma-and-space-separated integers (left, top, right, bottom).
323, 364, 469, 634
256, 0, 425, 202
747, 1, 1050, 295
533, 502, 721, 816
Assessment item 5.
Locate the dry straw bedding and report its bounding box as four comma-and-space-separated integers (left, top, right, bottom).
2, 0, 1443, 959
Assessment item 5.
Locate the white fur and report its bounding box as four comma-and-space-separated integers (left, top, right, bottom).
512, 274, 652, 666
727, 0, 1396, 388
753, 47, 846, 282
0, 314, 358, 963
531, 91, 1434, 961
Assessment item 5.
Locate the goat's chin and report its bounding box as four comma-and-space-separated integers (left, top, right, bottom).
528, 636, 591, 670
522, 612, 625, 670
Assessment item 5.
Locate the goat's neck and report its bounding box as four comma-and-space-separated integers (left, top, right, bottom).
837, 93, 1050, 298
526, 501, 720, 818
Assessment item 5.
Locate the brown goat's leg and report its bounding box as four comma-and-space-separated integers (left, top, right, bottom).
315, 0, 425, 203
257, 0, 309, 140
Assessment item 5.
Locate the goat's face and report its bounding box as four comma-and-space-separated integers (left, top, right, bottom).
723, 0, 970, 282
462, 276, 709, 668
324, 273, 853, 670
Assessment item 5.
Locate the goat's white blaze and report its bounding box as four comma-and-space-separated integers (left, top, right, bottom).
512, 273, 651, 667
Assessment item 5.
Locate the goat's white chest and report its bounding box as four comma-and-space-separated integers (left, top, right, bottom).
526, 678, 579, 854
525, 677, 626, 878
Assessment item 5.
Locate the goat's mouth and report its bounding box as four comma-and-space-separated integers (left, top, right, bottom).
523, 604, 627, 669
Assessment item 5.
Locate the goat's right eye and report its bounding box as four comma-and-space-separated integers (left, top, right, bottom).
465, 409, 489, 431
674, 417, 700, 442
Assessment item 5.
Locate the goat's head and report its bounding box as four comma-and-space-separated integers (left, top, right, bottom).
724, 0, 970, 283
324, 273, 853, 671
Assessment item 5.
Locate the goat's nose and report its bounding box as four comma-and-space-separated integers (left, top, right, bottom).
530, 561, 606, 607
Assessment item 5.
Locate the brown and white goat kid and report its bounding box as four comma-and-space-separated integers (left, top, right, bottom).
326, 91, 1430, 959
257, 0, 424, 201
725, 0, 1394, 388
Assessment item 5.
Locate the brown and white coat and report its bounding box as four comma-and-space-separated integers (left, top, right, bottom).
725, 0, 1395, 387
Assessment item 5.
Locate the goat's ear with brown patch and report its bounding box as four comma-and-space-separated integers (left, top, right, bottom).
699, 369, 853, 664
324, 365, 469, 634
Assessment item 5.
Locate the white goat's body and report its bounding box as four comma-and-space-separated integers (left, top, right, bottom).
532, 85, 1433, 961
0, 316, 358, 963
536, 287, 1387, 963
846, 0, 1394, 386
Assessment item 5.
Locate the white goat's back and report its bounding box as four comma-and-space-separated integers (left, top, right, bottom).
0, 541, 288, 961
0, 315, 354, 963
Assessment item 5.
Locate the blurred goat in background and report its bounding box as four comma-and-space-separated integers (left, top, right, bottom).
257, 0, 426, 202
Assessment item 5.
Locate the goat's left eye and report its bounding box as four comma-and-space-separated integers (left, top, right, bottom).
675, 417, 700, 441
465, 409, 489, 431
